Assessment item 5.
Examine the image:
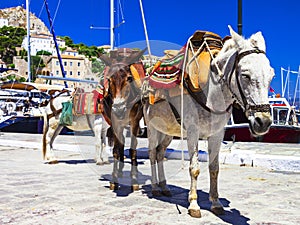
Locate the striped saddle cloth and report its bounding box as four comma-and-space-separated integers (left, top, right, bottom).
73, 90, 103, 115
148, 47, 185, 89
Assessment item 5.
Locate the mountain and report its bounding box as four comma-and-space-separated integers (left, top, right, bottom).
0, 6, 49, 34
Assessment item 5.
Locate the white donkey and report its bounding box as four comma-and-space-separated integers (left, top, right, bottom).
42, 93, 110, 165
143, 26, 274, 218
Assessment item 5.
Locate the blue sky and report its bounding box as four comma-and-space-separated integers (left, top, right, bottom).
1, 0, 300, 97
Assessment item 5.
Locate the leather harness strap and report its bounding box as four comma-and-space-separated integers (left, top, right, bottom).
230, 48, 270, 113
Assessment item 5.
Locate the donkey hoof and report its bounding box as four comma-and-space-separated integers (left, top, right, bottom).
188, 208, 201, 218
151, 190, 162, 197
110, 182, 119, 191
211, 206, 225, 215
118, 172, 123, 178
131, 184, 139, 191
47, 160, 58, 164
162, 190, 172, 197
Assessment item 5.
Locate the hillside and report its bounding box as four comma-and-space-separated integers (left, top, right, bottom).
0, 6, 49, 34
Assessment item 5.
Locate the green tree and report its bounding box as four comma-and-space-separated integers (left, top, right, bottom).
0, 26, 26, 64
24, 55, 45, 81
91, 58, 105, 75
60, 35, 105, 59
59, 36, 74, 47
36, 50, 52, 56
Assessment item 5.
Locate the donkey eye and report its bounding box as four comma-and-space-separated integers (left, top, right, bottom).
242, 74, 251, 81
127, 76, 133, 82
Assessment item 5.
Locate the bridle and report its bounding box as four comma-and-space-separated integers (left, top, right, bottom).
106, 63, 142, 110
221, 48, 271, 115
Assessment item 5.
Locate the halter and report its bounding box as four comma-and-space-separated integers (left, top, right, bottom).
106, 62, 142, 109
222, 48, 271, 114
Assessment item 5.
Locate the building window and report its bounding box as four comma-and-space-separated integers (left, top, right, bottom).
70, 62, 73, 66
64, 61, 67, 66
77, 71, 80, 76
70, 71, 73, 76
56, 61, 59, 66
56, 70, 59, 75
77, 62, 81, 67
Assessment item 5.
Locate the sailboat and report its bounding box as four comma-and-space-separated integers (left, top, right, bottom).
0, 1, 72, 134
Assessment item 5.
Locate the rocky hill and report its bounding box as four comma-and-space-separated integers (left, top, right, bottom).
0, 6, 49, 34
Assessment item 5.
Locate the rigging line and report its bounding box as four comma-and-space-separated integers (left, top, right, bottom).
51, 0, 62, 29
118, 0, 125, 22
38, 1, 45, 18
292, 68, 300, 106
139, 0, 152, 65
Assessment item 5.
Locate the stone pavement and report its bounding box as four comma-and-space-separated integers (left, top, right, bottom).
0, 132, 299, 224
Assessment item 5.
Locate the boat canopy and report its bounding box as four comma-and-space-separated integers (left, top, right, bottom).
0, 82, 71, 94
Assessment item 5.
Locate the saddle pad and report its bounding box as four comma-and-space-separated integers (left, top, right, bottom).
187, 50, 211, 90
73, 90, 103, 115
59, 101, 73, 126
186, 31, 223, 91
130, 62, 146, 88
148, 47, 185, 89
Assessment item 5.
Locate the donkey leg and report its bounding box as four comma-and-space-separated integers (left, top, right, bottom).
110, 133, 124, 190
208, 132, 225, 215
187, 125, 201, 218
101, 119, 110, 163
129, 118, 141, 191
129, 148, 138, 191
148, 145, 160, 196
94, 117, 104, 165
110, 144, 119, 190
157, 136, 172, 197
44, 118, 62, 163
147, 128, 163, 196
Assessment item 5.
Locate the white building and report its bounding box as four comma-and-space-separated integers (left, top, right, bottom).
62, 47, 79, 57
0, 18, 8, 28
21, 33, 65, 56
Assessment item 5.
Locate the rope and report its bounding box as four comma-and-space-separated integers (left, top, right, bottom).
180, 36, 192, 169
139, 0, 152, 65
179, 36, 224, 168
51, 0, 62, 29
204, 41, 223, 77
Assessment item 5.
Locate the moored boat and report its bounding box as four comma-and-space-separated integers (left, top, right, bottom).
224, 97, 300, 143
0, 82, 72, 134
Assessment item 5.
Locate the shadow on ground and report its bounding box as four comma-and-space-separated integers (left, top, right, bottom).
141, 184, 250, 225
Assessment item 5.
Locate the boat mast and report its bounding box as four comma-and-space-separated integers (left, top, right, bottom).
110, 0, 114, 50
43, 0, 68, 88
26, 0, 31, 82
237, 0, 242, 35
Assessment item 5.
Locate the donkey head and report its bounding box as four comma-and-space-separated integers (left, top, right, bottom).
99, 48, 145, 120
215, 26, 274, 136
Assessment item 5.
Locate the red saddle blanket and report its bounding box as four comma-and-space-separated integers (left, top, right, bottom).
73, 90, 103, 115
148, 47, 185, 89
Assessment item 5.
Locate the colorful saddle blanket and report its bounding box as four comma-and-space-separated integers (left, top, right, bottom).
148, 47, 185, 89
73, 89, 104, 115
148, 30, 223, 91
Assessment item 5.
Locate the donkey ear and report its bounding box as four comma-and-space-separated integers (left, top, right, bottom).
99, 54, 112, 66
125, 48, 147, 65
249, 31, 266, 52
228, 25, 244, 50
